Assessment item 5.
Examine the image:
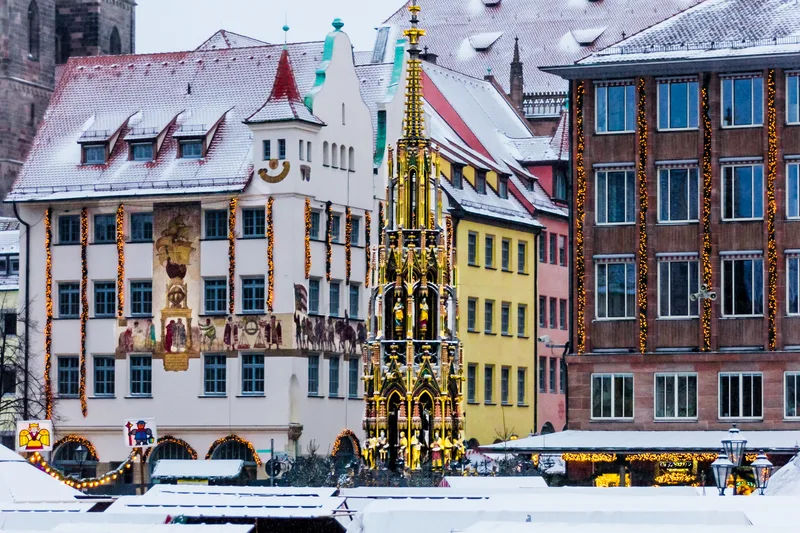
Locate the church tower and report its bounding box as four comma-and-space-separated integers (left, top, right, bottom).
362, 1, 464, 471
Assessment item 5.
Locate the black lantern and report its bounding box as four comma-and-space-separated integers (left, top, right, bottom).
711, 451, 734, 496
721, 425, 747, 467
74, 444, 88, 465
750, 451, 774, 496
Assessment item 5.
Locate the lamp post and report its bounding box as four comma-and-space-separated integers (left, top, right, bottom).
751, 452, 774, 496
74, 444, 88, 482
711, 452, 734, 496
711, 425, 773, 495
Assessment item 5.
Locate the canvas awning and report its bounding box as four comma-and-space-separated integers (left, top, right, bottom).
151, 460, 243, 480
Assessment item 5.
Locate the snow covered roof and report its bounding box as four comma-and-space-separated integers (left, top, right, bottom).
144, 485, 338, 498
441, 476, 547, 489
56, 525, 253, 533
468, 32, 504, 52
462, 523, 783, 533
0, 229, 19, 254
482, 430, 800, 453
150, 459, 243, 479
10, 41, 325, 203
765, 453, 800, 495
106, 494, 345, 518
196, 30, 268, 51
0, 446, 84, 504
0, 218, 20, 232
381, 0, 705, 95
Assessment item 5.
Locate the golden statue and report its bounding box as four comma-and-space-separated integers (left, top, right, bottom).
364, 432, 377, 469
454, 430, 466, 462
378, 430, 389, 466
398, 431, 408, 466
18, 423, 50, 451
443, 432, 453, 466
431, 430, 443, 470
393, 300, 404, 334
410, 430, 422, 470
419, 300, 429, 334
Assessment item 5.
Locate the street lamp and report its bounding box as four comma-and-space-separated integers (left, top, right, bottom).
74, 444, 88, 464
751, 451, 774, 496
711, 452, 734, 496
722, 425, 747, 468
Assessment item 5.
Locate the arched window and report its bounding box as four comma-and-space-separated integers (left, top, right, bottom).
307, 141, 312, 163
348, 147, 355, 171
52, 438, 98, 479
209, 436, 258, 479
340, 145, 346, 170
148, 437, 196, 474
323, 141, 329, 166
56, 27, 72, 64
109, 27, 122, 55
341, 103, 346, 125
28, 1, 40, 61
331, 143, 338, 168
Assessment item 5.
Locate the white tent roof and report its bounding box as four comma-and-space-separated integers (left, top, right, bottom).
55, 524, 253, 533
765, 454, 800, 495
151, 460, 243, 479
441, 477, 547, 489
0, 512, 169, 530
144, 485, 337, 498
0, 446, 84, 504
461, 523, 779, 533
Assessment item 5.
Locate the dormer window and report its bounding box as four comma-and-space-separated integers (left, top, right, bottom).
476, 171, 487, 194
452, 166, 463, 189
131, 142, 154, 162
498, 175, 508, 199
84, 145, 106, 165
180, 140, 203, 159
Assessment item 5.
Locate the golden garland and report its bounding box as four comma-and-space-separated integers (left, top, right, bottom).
562, 452, 616, 463
228, 198, 237, 314
767, 69, 778, 350
267, 197, 275, 312
325, 201, 333, 281
205, 434, 263, 466
304, 198, 312, 279
29, 449, 136, 490
574, 81, 586, 354
331, 428, 361, 458
44, 208, 53, 419
365, 210, 371, 286
626, 452, 717, 463
345, 207, 352, 284
445, 216, 453, 285
115, 204, 125, 318
701, 82, 713, 352
79, 208, 88, 417
53, 434, 99, 460
378, 201, 385, 247
142, 435, 198, 462
636, 77, 648, 354
654, 471, 697, 486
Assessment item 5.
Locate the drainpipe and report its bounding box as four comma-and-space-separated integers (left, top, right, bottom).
533, 227, 539, 435
12, 202, 30, 420
566, 81, 576, 429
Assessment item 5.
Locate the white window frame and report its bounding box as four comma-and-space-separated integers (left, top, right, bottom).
788, 254, 800, 316
657, 167, 700, 223
653, 372, 698, 420
721, 164, 764, 221
718, 372, 763, 420
590, 373, 634, 420
595, 257, 636, 321
656, 78, 699, 131
787, 162, 800, 219
721, 253, 764, 317
595, 168, 636, 226
784, 371, 800, 419
657, 256, 700, 318
721, 75, 764, 128
788, 73, 800, 125
595, 82, 636, 134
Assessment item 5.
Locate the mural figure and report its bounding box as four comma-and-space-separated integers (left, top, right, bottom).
224, 317, 234, 350
200, 318, 216, 349
18, 422, 50, 451
147, 319, 157, 349
126, 420, 154, 447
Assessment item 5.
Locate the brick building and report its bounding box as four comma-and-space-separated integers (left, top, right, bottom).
0, 0, 135, 205
545, 0, 800, 432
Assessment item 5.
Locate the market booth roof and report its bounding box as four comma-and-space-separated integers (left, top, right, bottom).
151, 460, 244, 481
0, 445, 86, 506
461, 523, 783, 533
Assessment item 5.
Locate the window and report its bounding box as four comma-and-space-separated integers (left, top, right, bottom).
9, 256, 18, 275
204, 279, 227, 314
723, 164, 763, 220
94, 282, 116, 317
340, 145, 346, 169
179, 140, 203, 159
242, 278, 265, 313
332, 143, 338, 168
467, 364, 477, 403
789, 74, 800, 124
518, 241, 527, 272
242, 354, 264, 395
310, 212, 321, 239
329, 281, 340, 317
131, 213, 153, 242
452, 166, 463, 189
657, 79, 699, 130
94, 214, 115, 243
299, 140, 304, 161
790, 164, 800, 220
498, 176, 508, 199
242, 208, 265, 238
517, 368, 526, 405
539, 358, 547, 392
785, 372, 800, 418
109, 26, 121, 54
263, 140, 271, 160
309, 279, 320, 314
549, 234, 557, 265
3, 312, 17, 336
58, 357, 79, 397
485, 236, 494, 268
654, 373, 697, 419
468, 232, 478, 265
658, 167, 699, 223
331, 215, 341, 243
549, 297, 557, 330
539, 232, 547, 263
484, 365, 494, 403
789, 256, 800, 315
349, 284, 359, 318
84, 145, 106, 165
722, 256, 763, 317
501, 303, 510, 335
329, 356, 340, 397
591, 374, 634, 419
558, 236, 566, 266
308, 355, 319, 395
501, 239, 511, 271
276, 138, 287, 160
204, 210, 228, 239
560, 359, 566, 393
554, 167, 568, 201
131, 143, 154, 162
348, 358, 359, 398
484, 300, 494, 333
130, 281, 152, 317
596, 260, 636, 319
559, 299, 567, 330
130, 355, 152, 396
539, 296, 547, 328
476, 171, 487, 194
342, 103, 346, 125
658, 259, 700, 318
350, 218, 360, 246
348, 147, 355, 171
549, 357, 557, 393
58, 283, 80, 318
93, 356, 115, 397
596, 83, 635, 133
56, 27, 71, 64
306, 142, 312, 162
323, 141, 330, 166
28, 1, 40, 61
59, 215, 81, 244
204, 354, 226, 395
467, 298, 477, 332
517, 304, 526, 337
501, 367, 510, 404
722, 76, 763, 127
596, 169, 635, 224
719, 372, 763, 419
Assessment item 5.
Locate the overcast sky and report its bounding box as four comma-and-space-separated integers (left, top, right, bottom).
135, 0, 404, 54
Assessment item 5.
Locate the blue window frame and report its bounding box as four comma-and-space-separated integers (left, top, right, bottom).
132, 142, 154, 161
263, 140, 271, 160
59, 215, 81, 244
349, 284, 359, 318
130, 281, 152, 317
308, 355, 319, 395
309, 279, 320, 314
94, 214, 115, 243
596, 261, 636, 319
789, 74, 800, 124
243, 208, 265, 238
205, 210, 228, 239
467, 298, 477, 332
130, 213, 153, 242
658, 80, 699, 130
84, 145, 106, 165
204, 279, 227, 314
180, 140, 203, 159
130, 355, 152, 396
58, 357, 79, 397
350, 218, 360, 245
310, 212, 321, 239
329, 356, 340, 397
348, 358, 359, 398
204, 354, 227, 396
788, 163, 800, 219
596, 170, 636, 225
94, 281, 116, 317
278, 139, 286, 160
242, 353, 264, 394
596, 84, 635, 133
242, 278, 265, 313
329, 281, 340, 317
94, 356, 115, 397
58, 283, 80, 318
722, 76, 763, 127
331, 215, 341, 243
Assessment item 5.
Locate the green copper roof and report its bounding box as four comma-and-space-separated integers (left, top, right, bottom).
373, 39, 407, 168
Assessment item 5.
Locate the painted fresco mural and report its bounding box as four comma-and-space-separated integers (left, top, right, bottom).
293, 284, 367, 355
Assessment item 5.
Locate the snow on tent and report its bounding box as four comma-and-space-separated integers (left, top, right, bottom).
765, 453, 800, 495
459, 523, 779, 533
151, 460, 245, 483
440, 476, 547, 489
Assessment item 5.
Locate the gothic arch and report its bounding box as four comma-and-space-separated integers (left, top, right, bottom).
146, 436, 197, 474
110, 27, 122, 55
28, 1, 40, 61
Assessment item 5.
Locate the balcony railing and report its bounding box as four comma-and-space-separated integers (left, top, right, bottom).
523, 93, 566, 118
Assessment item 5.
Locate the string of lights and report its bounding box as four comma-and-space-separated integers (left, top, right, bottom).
345, 207, 352, 284
115, 204, 125, 318
654, 471, 697, 486
267, 197, 275, 312
228, 198, 237, 314
626, 452, 718, 463
636, 77, 649, 354
365, 210, 371, 286
44, 207, 53, 419
29, 449, 136, 490
445, 216, 453, 285
767, 69, 778, 350
142, 435, 198, 461
325, 201, 333, 282
331, 429, 361, 458
205, 434, 263, 466
701, 82, 713, 352
304, 198, 312, 279
574, 81, 586, 355
562, 452, 617, 463
378, 202, 385, 247
79, 208, 88, 417
53, 435, 98, 460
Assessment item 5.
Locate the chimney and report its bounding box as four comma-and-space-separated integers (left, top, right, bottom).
509, 36, 524, 113
420, 46, 438, 64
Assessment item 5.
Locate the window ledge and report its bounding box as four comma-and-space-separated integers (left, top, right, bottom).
517, 403, 529, 407
656, 127, 700, 133
238, 236, 266, 240
56, 395, 79, 399
657, 220, 700, 226
54, 317, 80, 321
485, 266, 497, 271
124, 395, 153, 399
91, 242, 117, 246
484, 332, 497, 336
518, 335, 529, 339
467, 263, 480, 268
308, 393, 323, 398
590, 418, 635, 422
657, 316, 699, 321
328, 395, 344, 400
501, 333, 514, 338
128, 240, 154, 244
501, 402, 512, 406
594, 317, 637, 322
518, 271, 529, 276
198, 394, 228, 399
90, 316, 116, 320
200, 237, 229, 242
348, 395, 360, 400
129, 315, 154, 320
718, 417, 764, 422
595, 130, 635, 136
719, 315, 765, 320
236, 394, 265, 398
89, 395, 116, 400
720, 124, 764, 130
484, 402, 496, 406
467, 400, 479, 405
199, 313, 228, 318
654, 418, 699, 422
501, 269, 513, 273
467, 329, 479, 334
720, 218, 765, 223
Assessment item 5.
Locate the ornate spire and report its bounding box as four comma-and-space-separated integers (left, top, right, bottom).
402, 0, 426, 140
512, 36, 520, 64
